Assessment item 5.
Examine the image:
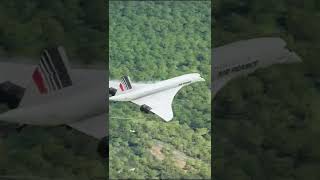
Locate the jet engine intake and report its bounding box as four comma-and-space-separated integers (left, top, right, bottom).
140, 104, 152, 113
0, 81, 25, 109
109, 87, 117, 96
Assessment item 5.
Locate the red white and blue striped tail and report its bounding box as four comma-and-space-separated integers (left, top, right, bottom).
119, 76, 132, 92
32, 46, 73, 95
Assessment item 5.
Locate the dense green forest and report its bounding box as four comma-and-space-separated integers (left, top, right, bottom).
0, 0, 107, 63
214, 0, 320, 179
1, 0, 318, 179
109, 1, 211, 179
0, 0, 107, 179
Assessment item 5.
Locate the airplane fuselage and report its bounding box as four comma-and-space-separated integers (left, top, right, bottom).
0, 70, 107, 126
109, 73, 205, 101
213, 38, 301, 81
211, 38, 301, 96
0, 38, 302, 127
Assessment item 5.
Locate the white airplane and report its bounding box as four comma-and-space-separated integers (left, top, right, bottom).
0, 46, 204, 157
0, 37, 301, 157
212, 37, 302, 98
0, 47, 109, 157
108, 38, 301, 121
109, 73, 205, 121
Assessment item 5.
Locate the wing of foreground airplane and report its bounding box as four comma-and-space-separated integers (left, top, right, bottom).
68, 114, 107, 138
131, 86, 183, 121
109, 79, 183, 121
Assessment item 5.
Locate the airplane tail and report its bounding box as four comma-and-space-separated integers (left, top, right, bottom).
118, 76, 132, 92
19, 46, 74, 107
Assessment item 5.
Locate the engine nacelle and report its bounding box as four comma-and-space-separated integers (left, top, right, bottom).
109, 87, 117, 97
0, 81, 25, 109
140, 104, 152, 113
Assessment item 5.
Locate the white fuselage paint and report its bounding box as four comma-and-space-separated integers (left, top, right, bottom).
0, 37, 302, 126
212, 38, 302, 96
0, 70, 107, 126
213, 38, 301, 81
109, 73, 205, 102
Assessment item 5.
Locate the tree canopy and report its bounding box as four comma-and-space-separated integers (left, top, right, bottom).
213, 0, 320, 179
0, 0, 107, 179
109, 1, 211, 179
0, 0, 107, 63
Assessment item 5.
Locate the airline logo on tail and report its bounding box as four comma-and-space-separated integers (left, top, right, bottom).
32, 47, 73, 94
119, 76, 132, 92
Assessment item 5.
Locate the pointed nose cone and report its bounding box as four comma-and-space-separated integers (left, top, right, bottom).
290, 52, 302, 63
280, 52, 302, 64
197, 77, 205, 82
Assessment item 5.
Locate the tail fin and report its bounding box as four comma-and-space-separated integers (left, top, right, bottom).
32, 46, 73, 94
20, 46, 73, 106
119, 76, 132, 92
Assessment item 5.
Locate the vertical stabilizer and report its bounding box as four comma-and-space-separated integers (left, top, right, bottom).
19, 46, 74, 107
118, 76, 132, 92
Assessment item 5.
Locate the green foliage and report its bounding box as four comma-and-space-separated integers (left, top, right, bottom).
109, 1, 211, 179
0, 125, 105, 179
0, 0, 107, 179
0, 0, 107, 63
214, 0, 320, 179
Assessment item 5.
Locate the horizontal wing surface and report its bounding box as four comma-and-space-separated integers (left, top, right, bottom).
68, 114, 107, 139
131, 86, 182, 121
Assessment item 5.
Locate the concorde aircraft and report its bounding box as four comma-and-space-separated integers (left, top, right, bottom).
108, 38, 302, 120
0, 47, 109, 156
212, 37, 301, 97
0, 37, 301, 157
108, 73, 205, 121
